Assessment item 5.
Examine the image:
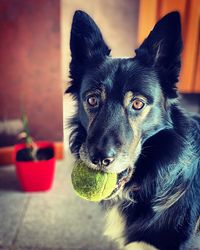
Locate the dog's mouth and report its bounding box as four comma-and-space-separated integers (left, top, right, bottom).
79, 144, 137, 199
105, 167, 134, 200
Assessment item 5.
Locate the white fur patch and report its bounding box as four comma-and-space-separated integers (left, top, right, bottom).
125, 242, 158, 250
104, 206, 200, 250
104, 206, 125, 249
104, 207, 159, 250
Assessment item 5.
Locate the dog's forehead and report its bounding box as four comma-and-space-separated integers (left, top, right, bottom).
81, 58, 161, 101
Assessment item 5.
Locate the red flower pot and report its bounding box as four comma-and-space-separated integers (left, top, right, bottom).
14, 141, 56, 192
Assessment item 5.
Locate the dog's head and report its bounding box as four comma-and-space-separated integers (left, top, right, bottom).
67, 11, 182, 176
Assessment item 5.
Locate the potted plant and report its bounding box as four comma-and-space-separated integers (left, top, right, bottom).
14, 114, 56, 192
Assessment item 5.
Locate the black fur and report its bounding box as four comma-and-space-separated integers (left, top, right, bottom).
67, 10, 200, 250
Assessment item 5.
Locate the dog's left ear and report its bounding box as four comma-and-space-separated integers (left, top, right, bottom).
70, 10, 110, 63
135, 12, 182, 98
66, 10, 110, 95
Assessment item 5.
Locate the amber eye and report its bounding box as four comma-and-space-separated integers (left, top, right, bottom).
87, 96, 99, 107
132, 98, 145, 110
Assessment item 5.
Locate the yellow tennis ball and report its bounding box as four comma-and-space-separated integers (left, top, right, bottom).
71, 161, 117, 202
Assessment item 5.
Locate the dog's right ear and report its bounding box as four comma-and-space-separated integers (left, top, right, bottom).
135, 12, 182, 98
66, 10, 110, 95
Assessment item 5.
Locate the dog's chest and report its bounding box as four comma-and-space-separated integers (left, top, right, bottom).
104, 206, 126, 248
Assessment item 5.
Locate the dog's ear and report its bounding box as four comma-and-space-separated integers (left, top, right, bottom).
66, 10, 110, 95
135, 12, 182, 98
70, 10, 110, 63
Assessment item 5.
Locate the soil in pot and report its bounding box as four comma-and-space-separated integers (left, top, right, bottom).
16, 147, 54, 161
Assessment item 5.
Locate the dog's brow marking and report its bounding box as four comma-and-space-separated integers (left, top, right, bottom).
124, 91, 134, 107
104, 206, 125, 249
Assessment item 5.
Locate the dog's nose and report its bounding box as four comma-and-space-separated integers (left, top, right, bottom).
90, 148, 116, 167
91, 156, 115, 166
101, 157, 114, 166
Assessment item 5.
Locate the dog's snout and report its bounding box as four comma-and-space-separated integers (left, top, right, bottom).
90, 147, 116, 167
87, 124, 124, 168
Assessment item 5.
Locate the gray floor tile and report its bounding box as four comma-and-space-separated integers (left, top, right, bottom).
0, 193, 28, 246
15, 194, 115, 250
0, 165, 29, 247
49, 155, 76, 198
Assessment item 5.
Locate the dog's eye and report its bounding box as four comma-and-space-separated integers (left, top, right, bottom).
132, 98, 145, 110
87, 96, 99, 107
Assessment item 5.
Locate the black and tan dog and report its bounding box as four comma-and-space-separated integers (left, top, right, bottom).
66, 10, 200, 250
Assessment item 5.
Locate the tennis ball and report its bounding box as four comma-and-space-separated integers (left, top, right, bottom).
71, 161, 117, 202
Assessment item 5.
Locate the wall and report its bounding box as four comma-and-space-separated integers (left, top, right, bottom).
0, 0, 62, 146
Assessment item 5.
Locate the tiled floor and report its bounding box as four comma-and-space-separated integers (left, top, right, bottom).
0, 150, 118, 250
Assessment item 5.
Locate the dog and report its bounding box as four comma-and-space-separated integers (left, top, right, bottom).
66, 10, 200, 250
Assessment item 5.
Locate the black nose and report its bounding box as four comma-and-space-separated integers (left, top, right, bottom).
91, 157, 115, 166
90, 148, 116, 167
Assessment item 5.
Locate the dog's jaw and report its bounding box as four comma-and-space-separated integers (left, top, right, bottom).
78, 139, 142, 200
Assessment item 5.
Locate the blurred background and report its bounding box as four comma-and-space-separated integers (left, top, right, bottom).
0, 0, 199, 250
